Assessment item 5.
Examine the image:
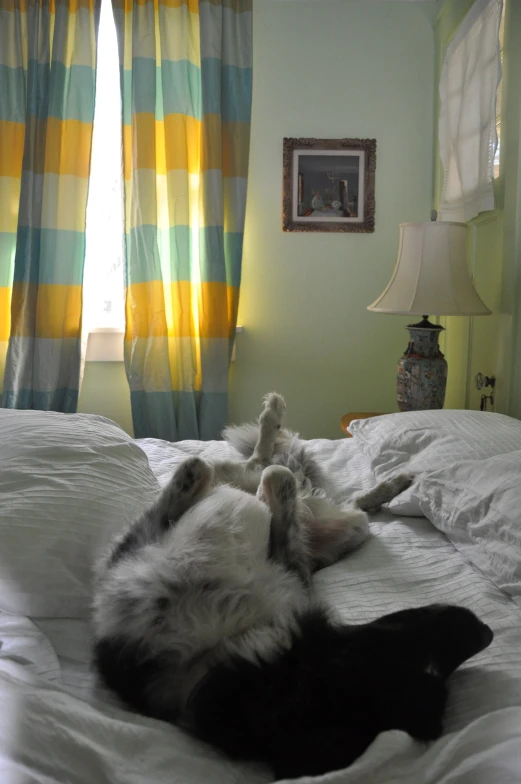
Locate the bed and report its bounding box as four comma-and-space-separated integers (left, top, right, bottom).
1, 407, 521, 783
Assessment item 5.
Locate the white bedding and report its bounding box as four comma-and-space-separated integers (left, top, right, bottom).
1, 433, 521, 783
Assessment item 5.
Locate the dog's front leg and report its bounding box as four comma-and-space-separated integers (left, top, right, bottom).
245, 392, 286, 469
107, 457, 214, 567
155, 457, 215, 525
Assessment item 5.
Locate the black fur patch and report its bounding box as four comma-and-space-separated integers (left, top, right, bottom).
93, 636, 180, 722
188, 605, 493, 779
174, 460, 199, 494
108, 530, 141, 567
158, 513, 172, 532
197, 579, 222, 593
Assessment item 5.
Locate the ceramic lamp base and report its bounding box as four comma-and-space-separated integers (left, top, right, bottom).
396, 317, 447, 411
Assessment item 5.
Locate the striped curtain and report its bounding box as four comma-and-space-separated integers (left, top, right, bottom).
0, 0, 100, 412
114, 0, 252, 440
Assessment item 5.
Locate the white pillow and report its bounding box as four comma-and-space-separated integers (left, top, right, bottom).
0, 410, 159, 618
349, 410, 521, 516
412, 451, 521, 605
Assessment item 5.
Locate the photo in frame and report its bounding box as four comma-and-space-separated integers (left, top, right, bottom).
282, 138, 376, 233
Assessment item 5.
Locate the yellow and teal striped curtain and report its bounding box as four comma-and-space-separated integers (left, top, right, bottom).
114, 0, 252, 440
0, 0, 100, 411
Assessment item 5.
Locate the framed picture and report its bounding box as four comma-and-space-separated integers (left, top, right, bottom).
282, 137, 376, 233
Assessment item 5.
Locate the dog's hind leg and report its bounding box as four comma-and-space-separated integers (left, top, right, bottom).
304, 496, 370, 571
259, 465, 311, 587
354, 473, 413, 514
245, 393, 286, 469
106, 457, 214, 568
303, 473, 413, 571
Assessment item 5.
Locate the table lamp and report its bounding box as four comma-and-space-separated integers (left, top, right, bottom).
367, 221, 491, 411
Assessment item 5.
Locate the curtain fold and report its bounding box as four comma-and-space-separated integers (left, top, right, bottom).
0, 0, 100, 412
114, 0, 252, 441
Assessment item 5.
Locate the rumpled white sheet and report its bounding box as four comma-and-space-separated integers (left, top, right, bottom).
1, 436, 521, 783
306, 708, 521, 784
1, 649, 520, 784
0, 652, 269, 784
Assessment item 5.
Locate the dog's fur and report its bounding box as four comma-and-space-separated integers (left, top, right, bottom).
92, 394, 493, 778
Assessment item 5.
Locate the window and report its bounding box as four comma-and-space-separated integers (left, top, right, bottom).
438, 0, 503, 222
83, 0, 124, 334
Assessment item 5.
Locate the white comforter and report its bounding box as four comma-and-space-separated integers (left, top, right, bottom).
1, 436, 521, 783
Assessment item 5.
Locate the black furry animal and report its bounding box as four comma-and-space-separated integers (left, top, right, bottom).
189, 604, 493, 779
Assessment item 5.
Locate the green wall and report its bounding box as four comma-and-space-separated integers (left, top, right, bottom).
229, 0, 436, 438
79, 0, 437, 439
78, 361, 134, 436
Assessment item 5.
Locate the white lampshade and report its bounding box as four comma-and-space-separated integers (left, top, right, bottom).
368, 221, 491, 316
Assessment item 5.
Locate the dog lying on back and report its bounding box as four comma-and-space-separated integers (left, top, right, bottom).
92, 394, 493, 779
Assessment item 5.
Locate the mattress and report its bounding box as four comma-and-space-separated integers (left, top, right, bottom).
2, 435, 521, 783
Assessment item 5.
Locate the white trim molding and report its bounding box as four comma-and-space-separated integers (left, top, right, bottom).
85, 328, 124, 362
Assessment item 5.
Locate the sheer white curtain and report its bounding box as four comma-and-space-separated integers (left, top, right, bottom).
438, 0, 503, 222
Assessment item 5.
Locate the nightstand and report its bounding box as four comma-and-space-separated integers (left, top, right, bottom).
340, 412, 386, 437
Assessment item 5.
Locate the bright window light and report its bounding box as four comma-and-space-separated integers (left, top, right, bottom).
83, 0, 124, 332
494, 0, 506, 180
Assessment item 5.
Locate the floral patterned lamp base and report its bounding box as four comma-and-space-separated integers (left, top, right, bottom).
397, 317, 447, 411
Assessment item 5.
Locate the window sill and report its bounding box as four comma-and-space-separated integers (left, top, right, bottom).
85, 326, 244, 363
85, 328, 124, 362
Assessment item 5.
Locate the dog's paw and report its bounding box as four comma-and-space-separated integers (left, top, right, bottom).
388, 472, 414, 497
172, 457, 214, 499
157, 458, 214, 525
355, 472, 414, 514
258, 465, 297, 513
260, 392, 286, 429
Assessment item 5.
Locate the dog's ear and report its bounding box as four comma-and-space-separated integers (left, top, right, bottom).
427, 605, 494, 677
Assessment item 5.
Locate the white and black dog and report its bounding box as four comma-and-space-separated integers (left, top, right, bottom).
92, 394, 493, 779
